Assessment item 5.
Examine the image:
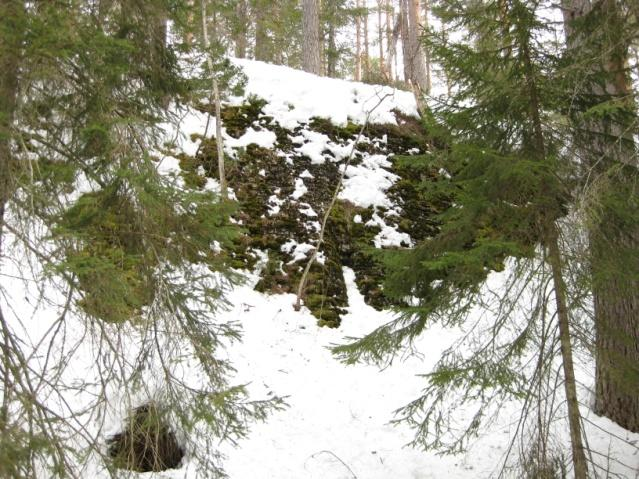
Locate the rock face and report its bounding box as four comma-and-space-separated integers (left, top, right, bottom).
179, 96, 440, 327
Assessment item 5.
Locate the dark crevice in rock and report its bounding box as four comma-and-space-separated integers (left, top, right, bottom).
107, 403, 184, 473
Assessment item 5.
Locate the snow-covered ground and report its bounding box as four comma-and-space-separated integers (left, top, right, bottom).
213, 267, 639, 479
217, 268, 517, 479
2, 59, 639, 478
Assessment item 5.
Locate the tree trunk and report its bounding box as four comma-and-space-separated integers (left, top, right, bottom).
363, 0, 370, 80
327, 22, 337, 77
302, 0, 321, 74
422, 0, 431, 93
406, 0, 428, 92
254, 3, 269, 62
440, 23, 452, 96
400, 0, 410, 82
235, 0, 248, 58
521, 33, 589, 477
377, 0, 385, 79
385, 0, 394, 80
547, 230, 589, 479
355, 0, 361, 81
561, 0, 639, 433
151, 10, 170, 108
201, 0, 227, 200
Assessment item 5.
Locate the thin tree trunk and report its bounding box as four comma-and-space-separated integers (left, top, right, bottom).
363, 0, 370, 80
400, 0, 410, 82
201, 0, 227, 200
561, 0, 639, 433
355, 0, 362, 81
547, 230, 589, 479
377, 0, 385, 79
422, 0, 431, 93
235, 0, 248, 58
327, 22, 337, 77
254, 2, 269, 61
407, 0, 428, 92
302, 0, 321, 74
441, 23, 452, 97
521, 32, 589, 477
385, 0, 394, 80
151, 10, 170, 108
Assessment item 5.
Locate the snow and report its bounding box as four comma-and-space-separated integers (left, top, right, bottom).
339, 154, 399, 209
226, 127, 277, 150
229, 59, 419, 129
291, 178, 308, 200
281, 240, 315, 264
366, 212, 413, 248
295, 130, 334, 164
267, 194, 284, 216
2, 58, 639, 479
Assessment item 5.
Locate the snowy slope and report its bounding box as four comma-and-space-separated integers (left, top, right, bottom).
2, 59, 639, 479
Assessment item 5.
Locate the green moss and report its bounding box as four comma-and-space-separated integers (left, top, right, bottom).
199, 95, 267, 139
185, 100, 438, 327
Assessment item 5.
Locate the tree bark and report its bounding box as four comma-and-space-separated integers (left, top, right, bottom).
201, 0, 228, 200
327, 21, 337, 77
302, 0, 321, 75
151, 10, 170, 108
406, 0, 428, 92
385, 0, 394, 80
254, 2, 269, 62
547, 229, 589, 479
422, 0, 431, 93
400, 0, 410, 82
377, 0, 385, 79
363, 0, 370, 80
561, 0, 639, 433
355, 0, 361, 81
235, 0, 248, 58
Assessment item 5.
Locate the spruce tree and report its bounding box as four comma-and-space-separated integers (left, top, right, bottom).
333, 1, 600, 475
0, 1, 280, 476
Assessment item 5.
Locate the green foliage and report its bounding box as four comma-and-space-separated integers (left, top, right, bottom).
333, 0, 587, 454
249, 0, 303, 65
0, 422, 55, 479
0, 1, 278, 477
52, 161, 238, 325
321, 0, 357, 77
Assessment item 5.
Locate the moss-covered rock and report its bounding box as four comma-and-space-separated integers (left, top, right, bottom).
179, 96, 438, 327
